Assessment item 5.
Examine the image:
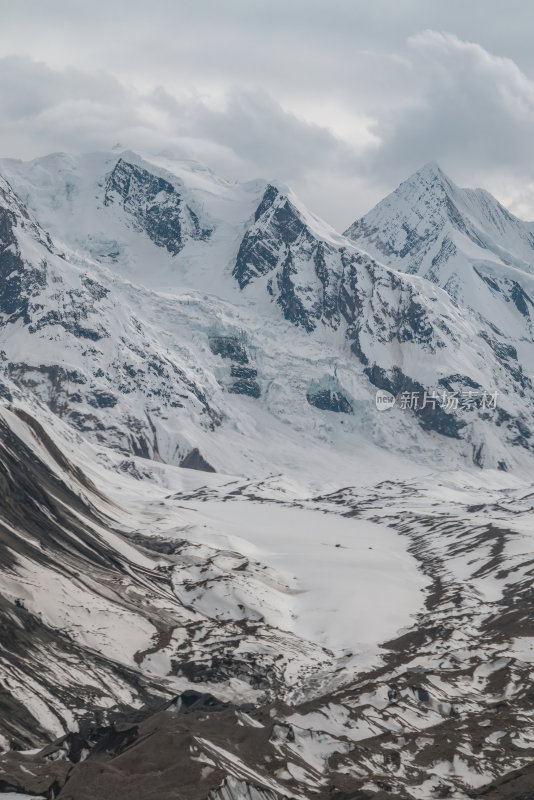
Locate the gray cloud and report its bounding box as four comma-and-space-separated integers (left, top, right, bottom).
0, 3, 534, 227
364, 32, 534, 218
0, 55, 366, 224
146, 87, 360, 180
372, 32, 534, 169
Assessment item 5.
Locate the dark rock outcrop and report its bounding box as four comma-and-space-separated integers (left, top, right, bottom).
307, 388, 353, 414
228, 378, 261, 398
209, 335, 249, 364
180, 447, 216, 472
104, 159, 212, 254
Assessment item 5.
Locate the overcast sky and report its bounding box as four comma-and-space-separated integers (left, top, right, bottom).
1, 0, 534, 228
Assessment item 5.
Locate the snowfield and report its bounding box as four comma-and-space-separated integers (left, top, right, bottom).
160, 499, 428, 655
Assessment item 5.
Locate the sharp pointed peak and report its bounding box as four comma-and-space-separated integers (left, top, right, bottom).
415, 160, 444, 176
390, 161, 459, 204
405, 161, 454, 188
345, 162, 462, 234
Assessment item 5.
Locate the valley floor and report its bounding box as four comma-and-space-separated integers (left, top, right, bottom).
2, 401, 534, 799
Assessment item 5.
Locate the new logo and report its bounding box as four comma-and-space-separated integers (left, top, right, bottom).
375, 389, 396, 412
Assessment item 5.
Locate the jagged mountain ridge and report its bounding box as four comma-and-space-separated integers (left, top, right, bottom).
0, 152, 533, 470
344, 162, 534, 341
230, 180, 534, 455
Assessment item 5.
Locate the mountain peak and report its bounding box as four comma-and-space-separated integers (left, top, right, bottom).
413, 160, 445, 179
398, 161, 456, 201
343, 162, 459, 246
344, 159, 534, 329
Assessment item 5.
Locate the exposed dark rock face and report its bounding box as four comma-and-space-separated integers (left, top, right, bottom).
233, 185, 305, 288
209, 336, 261, 398
366, 364, 466, 439
88, 390, 118, 409
479, 331, 533, 399
29, 274, 111, 342
180, 447, 216, 472
0, 177, 98, 339
230, 365, 257, 380
104, 159, 212, 255
233, 186, 443, 348
274, 249, 317, 332
3, 358, 221, 458
307, 388, 353, 414
0, 198, 47, 326
509, 280, 533, 317
228, 378, 261, 398
233, 186, 345, 333
209, 335, 249, 364
438, 374, 482, 392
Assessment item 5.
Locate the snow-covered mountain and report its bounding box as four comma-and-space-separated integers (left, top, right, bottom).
2, 152, 534, 799
345, 162, 534, 341
0, 151, 533, 473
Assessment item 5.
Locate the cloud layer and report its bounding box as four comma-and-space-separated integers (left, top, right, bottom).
0, 2, 534, 227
